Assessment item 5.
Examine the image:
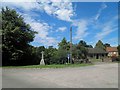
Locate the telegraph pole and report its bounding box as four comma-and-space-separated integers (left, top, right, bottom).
70, 26, 72, 64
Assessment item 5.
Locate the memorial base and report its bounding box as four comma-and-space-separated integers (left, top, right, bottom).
40, 59, 45, 65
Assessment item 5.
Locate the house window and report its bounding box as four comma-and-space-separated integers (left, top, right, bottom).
113, 52, 116, 54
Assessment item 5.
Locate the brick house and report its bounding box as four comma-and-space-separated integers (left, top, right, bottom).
106, 47, 118, 57
87, 48, 108, 59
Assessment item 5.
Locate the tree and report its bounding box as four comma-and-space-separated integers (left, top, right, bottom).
87, 45, 93, 48
104, 43, 111, 48
74, 40, 89, 59
78, 40, 93, 48
95, 40, 105, 50
78, 40, 87, 47
58, 37, 69, 50
72, 44, 82, 60
2, 7, 36, 65
35, 46, 45, 64
76, 43, 88, 59
44, 46, 57, 64
57, 37, 70, 64
117, 45, 120, 56
0, 13, 2, 66
56, 49, 68, 64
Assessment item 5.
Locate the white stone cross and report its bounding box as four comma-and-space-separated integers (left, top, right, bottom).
40, 51, 45, 65
41, 51, 44, 60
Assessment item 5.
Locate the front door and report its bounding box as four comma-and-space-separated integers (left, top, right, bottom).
96, 54, 99, 59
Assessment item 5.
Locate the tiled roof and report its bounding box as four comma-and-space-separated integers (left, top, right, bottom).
106, 47, 118, 52
88, 48, 108, 54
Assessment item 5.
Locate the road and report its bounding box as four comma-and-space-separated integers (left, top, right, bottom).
2, 63, 118, 88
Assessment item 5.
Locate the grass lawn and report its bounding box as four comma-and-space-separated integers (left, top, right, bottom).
2, 63, 94, 69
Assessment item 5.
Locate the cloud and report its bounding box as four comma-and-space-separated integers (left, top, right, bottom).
104, 38, 118, 46
23, 15, 58, 47
95, 26, 115, 40
2, 2, 42, 11
95, 16, 118, 40
94, 3, 107, 21
2, 0, 36, 2
38, 1, 75, 22
56, 27, 67, 32
72, 19, 89, 40
2, 0, 75, 22
40, 37, 58, 47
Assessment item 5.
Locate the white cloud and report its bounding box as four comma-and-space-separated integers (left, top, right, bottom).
2, 1, 75, 22
56, 27, 67, 32
23, 15, 58, 47
2, 2, 42, 11
72, 19, 89, 40
95, 26, 115, 40
40, 37, 58, 47
54, 9, 73, 22
95, 16, 118, 40
94, 3, 107, 21
2, 0, 35, 2
38, 1, 75, 22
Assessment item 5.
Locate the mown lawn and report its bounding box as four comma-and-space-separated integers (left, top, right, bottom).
2, 63, 94, 69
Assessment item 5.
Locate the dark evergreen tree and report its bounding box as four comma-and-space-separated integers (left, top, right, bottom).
95, 40, 105, 50
104, 43, 111, 48
2, 7, 36, 65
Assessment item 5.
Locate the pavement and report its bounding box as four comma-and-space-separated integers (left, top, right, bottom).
2, 63, 118, 88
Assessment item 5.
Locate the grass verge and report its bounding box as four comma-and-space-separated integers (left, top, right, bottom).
2, 63, 94, 69
90, 59, 101, 62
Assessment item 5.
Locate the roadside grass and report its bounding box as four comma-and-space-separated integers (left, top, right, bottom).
2, 63, 94, 69
90, 59, 101, 62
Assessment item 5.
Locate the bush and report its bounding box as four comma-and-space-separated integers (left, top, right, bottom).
111, 56, 120, 62
116, 56, 120, 61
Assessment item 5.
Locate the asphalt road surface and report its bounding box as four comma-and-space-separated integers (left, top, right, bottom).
2, 63, 118, 88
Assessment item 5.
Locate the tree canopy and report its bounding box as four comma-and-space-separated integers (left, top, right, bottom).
95, 40, 105, 50
117, 45, 120, 56
2, 7, 36, 65
104, 43, 111, 48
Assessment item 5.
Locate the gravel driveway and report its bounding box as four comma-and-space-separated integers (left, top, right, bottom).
2, 63, 118, 88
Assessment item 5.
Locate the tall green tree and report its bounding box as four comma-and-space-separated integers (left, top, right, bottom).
57, 37, 69, 64
72, 44, 83, 59
58, 37, 70, 50
2, 7, 36, 65
44, 46, 57, 64
73, 40, 90, 59
76, 42, 88, 59
95, 40, 105, 50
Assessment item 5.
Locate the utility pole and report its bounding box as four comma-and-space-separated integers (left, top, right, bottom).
70, 26, 72, 64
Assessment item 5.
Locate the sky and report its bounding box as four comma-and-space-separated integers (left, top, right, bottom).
1, 0, 118, 48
